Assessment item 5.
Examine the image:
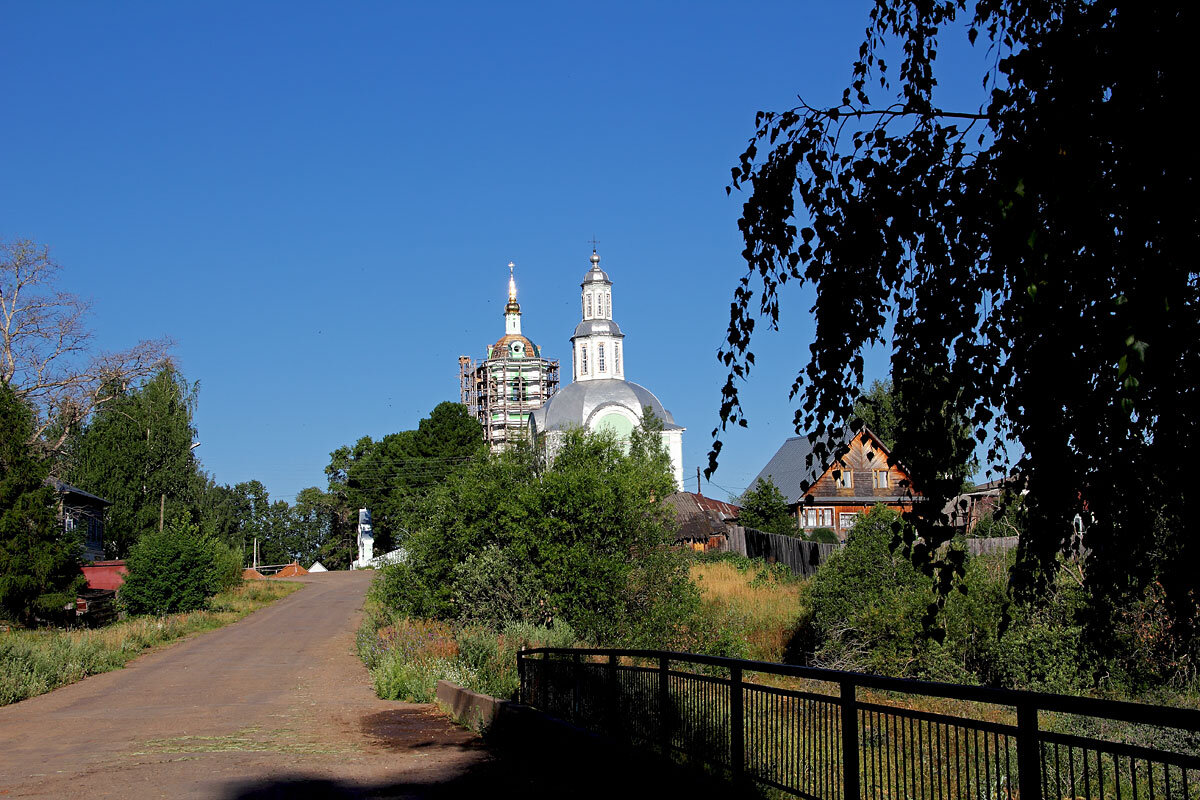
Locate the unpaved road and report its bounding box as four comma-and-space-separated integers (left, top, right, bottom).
0, 572, 539, 799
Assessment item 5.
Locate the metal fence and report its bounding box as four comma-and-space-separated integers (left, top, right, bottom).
517, 648, 1200, 800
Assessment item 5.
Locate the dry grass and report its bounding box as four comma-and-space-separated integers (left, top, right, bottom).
691, 560, 808, 662
0, 580, 302, 706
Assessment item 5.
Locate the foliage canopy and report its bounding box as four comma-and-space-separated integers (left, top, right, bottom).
737, 477, 797, 537
0, 382, 84, 624
712, 1, 1198, 650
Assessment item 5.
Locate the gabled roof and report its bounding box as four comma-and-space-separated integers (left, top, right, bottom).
49, 479, 112, 506
751, 426, 895, 505
664, 491, 729, 542
693, 493, 740, 519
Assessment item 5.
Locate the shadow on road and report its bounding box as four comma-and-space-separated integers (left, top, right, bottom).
215, 741, 737, 799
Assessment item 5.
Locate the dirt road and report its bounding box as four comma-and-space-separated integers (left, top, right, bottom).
0, 572, 535, 799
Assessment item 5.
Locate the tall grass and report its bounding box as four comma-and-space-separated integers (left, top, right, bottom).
690, 559, 808, 662
0, 580, 301, 706
356, 607, 578, 704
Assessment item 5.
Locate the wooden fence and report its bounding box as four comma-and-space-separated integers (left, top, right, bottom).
720, 527, 1018, 577
720, 526, 838, 577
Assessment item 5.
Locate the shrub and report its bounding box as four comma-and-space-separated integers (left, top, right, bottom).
452, 545, 544, 626
120, 517, 233, 615
367, 561, 434, 618
803, 506, 935, 675
808, 527, 838, 544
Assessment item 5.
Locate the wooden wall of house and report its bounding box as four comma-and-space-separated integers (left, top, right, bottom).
806, 431, 912, 498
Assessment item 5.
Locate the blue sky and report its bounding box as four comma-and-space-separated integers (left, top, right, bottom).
2, 2, 989, 503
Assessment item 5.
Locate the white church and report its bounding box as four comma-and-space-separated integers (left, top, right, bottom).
529, 249, 685, 489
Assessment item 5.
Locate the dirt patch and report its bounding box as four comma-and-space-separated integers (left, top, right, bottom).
360, 708, 483, 752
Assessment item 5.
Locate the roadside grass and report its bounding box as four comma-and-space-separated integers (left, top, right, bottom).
690, 559, 808, 663
0, 580, 302, 706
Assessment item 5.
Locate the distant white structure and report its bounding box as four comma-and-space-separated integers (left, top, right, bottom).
308, 561, 328, 572
353, 508, 374, 569
368, 548, 406, 568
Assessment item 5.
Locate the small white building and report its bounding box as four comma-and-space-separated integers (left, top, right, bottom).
530, 249, 685, 489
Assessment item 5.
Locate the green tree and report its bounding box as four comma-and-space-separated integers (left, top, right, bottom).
402, 423, 695, 646
853, 378, 979, 485
120, 516, 240, 615
853, 380, 899, 451
66, 365, 200, 556
712, 2, 1198, 651
325, 401, 485, 553
0, 382, 85, 624
737, 477, 797, 537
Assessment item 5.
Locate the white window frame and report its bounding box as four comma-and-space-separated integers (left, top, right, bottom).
839, 512, 859, 530
586, 294, 592, 318
614, 343, 621, 373
598, 343, 606, 372
872, 470, 889, 489
580, 346, 588, 375
834, 469, 853, 489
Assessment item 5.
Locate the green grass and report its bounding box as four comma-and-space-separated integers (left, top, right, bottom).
0, 580, 302, 706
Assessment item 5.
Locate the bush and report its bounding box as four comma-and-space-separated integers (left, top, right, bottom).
452, 545, 544, 626
803, 506, 935, 675
367, 561, 434, 618
808, 527, 838, 544
120, 517, 235, 615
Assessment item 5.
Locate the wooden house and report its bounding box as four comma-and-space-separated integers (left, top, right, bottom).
664, 492, 740, 551
751, 426, 918, 541
50, 480, 111, 563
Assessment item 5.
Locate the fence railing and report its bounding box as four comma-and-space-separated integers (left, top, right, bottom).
517, 648, 1200, 800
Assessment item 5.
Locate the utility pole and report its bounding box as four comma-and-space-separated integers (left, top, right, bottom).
696, 467, 702, 495
158, 493, 165, 532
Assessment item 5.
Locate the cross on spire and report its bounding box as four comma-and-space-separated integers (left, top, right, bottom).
588, 236, 600, 253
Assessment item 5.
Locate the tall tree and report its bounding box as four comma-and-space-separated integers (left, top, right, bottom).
325, 401, 484, 551
712, 2, 1198, 647
66, 365, 200, 556
1, 239, 171, 451
853, 377, 978, 483
737, 477, 798, 537
0, 382, 84, 624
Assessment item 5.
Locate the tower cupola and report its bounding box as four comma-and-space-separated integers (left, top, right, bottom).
570, 249, 624, 382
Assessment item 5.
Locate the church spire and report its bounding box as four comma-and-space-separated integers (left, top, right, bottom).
505, 261, 522, 335
571, 247, 623, 382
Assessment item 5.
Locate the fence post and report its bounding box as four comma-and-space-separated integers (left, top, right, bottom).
841, 680, 860, 800
572, 652, 582, 724
517, 648, 526, 704
658, 655, 672, 756
730, 665, 745, 782
608, 653, 620, 740
1017, 701, 1042, 800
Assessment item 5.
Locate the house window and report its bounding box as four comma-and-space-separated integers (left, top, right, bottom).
614, 343, 621, 373
580, 346, 588, 375
873, 470, 889, 489
834, 469, 853, 490
839, 512, 859, 530
802, 507, 834, 528
599, 343, 606, 372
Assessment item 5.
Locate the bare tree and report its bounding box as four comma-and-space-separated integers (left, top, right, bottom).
0, 239, 172, 450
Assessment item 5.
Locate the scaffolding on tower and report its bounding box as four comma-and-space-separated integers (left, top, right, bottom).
459, 354, 559, 453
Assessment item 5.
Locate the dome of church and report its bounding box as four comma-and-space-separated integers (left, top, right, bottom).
572, 318, 624, 338
531, 378, 681, 433
582, 250, 610, 284
490, 333, 541, 358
